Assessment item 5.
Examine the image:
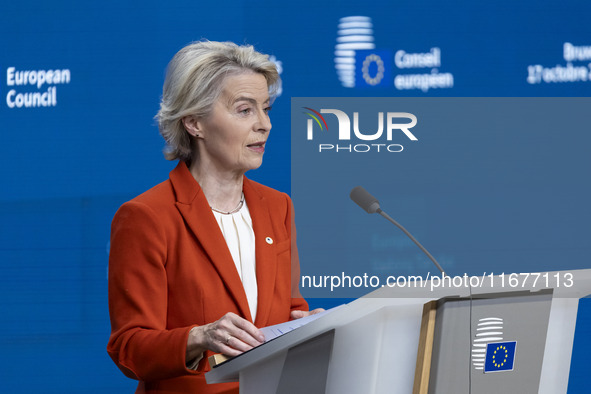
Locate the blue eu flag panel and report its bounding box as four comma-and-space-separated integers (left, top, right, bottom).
484, 341, 517, 373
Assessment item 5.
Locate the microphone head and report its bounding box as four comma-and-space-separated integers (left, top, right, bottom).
350, 186, 381, 214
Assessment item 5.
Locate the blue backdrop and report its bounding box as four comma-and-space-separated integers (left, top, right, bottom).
1, 0, 589, 392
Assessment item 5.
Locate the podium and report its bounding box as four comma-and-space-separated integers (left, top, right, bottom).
206, 269, 591, 394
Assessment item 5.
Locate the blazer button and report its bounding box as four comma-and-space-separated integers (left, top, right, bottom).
265, 237, 273, 244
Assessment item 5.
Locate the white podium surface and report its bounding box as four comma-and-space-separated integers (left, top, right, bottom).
206, 269, 591, 394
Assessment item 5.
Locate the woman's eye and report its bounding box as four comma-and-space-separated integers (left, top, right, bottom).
238, 107, 251, 115
264, 106, 272, 113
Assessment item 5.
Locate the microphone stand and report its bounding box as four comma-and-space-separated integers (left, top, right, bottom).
375, 208, 445, 276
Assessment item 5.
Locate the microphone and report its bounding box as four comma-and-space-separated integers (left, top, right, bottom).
349, 186, 445, 275
350, 186, 381, 214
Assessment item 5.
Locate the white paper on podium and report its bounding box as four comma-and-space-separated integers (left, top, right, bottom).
260, 306, 343, 342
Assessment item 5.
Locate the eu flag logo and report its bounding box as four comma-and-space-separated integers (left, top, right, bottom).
355, 50, 392, 88
484, 341, 516, 373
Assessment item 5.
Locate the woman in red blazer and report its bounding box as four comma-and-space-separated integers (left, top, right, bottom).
107, 41, 314, 393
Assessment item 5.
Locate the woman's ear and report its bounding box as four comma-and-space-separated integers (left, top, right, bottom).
182, 116, 203, 138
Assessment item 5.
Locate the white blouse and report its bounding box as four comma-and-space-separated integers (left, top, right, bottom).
211, 200, 258, 319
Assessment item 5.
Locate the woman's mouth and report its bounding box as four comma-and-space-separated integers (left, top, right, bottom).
247, 141, 265, 153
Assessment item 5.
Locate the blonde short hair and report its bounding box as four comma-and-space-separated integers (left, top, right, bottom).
155, 41, 280, 162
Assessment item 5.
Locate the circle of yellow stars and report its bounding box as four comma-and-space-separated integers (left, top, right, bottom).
492, 345, 509, 368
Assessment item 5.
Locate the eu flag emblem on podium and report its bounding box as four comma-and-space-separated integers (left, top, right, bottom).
484, 341, 516, 373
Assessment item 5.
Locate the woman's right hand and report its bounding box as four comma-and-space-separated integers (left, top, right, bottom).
186, 312, 265, 362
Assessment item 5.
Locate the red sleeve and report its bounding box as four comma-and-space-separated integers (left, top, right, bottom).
106, 201, 203, 381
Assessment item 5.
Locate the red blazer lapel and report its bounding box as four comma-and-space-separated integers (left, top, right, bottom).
243, 178, 278, 327
169, 162, 253, 322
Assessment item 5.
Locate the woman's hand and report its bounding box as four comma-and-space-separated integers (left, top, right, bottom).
186, 312, 265, 362
290, 308, 325, 320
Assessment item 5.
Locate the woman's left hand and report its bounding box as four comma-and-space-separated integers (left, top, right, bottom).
290, 308, 325, 320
